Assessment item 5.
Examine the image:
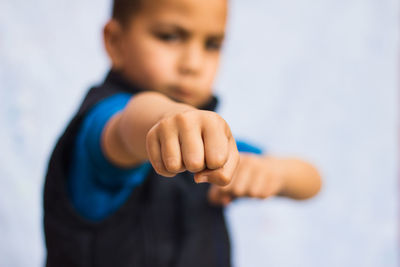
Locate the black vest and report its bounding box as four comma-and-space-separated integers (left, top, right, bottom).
43, 71, 231, 267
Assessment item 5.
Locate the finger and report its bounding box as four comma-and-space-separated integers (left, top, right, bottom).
202, 120, 229, 170
225, 163, 253, 198
207, 185, 233, 206
146, 128, 176, 177
248, 171, 270, 199
159, 124, 184, 173
195, 138, 239, 186
179, 124, 205, 173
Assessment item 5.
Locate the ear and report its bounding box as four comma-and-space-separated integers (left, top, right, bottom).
103, 19, 124, 69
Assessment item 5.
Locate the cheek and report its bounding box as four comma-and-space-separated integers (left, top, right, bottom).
202, 56, 221, 88
144, 49, 177, 83
123, 39, 177, 89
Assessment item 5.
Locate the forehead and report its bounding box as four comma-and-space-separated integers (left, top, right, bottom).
138, 0, 228, 34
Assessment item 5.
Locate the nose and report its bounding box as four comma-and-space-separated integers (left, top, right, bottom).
178, 41, 204, 76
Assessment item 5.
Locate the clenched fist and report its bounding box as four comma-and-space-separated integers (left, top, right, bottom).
145, 108, 239, 186
208, 154, 285, 205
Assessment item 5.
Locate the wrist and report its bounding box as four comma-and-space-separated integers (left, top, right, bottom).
159, 101, 196, 122
262, 156, 288, 196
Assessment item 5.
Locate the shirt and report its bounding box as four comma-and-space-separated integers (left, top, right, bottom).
68, 93, 263, 221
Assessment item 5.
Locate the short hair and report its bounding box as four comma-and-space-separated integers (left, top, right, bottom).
112, 0, 144, 24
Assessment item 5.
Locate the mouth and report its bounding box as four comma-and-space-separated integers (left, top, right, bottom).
170, 86, 194, 98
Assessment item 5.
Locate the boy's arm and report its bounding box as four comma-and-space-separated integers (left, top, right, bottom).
208, 154, 322, 205
275, 158, 322, 200
103, 91, 187, 167
102, 91, 239, 186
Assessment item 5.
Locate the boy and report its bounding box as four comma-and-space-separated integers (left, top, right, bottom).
44, 0, 322, 266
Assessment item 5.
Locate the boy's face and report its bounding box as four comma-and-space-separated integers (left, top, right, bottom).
106, 0, 227, 107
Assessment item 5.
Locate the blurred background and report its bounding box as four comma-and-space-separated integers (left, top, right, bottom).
0, 0, 398, 266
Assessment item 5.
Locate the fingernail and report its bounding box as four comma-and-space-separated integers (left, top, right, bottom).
195, 175, 208, 184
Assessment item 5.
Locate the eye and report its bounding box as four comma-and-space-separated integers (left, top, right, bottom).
205, 39, 222, 51
155, 32, 181, 43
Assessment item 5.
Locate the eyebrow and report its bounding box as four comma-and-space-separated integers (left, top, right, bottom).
208, 34, 225, 41
152, 23, 225, 39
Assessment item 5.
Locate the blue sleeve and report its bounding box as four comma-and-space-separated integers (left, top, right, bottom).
236, 139, 264, 155
68, 92, 265, 222
68, 93, 152, 221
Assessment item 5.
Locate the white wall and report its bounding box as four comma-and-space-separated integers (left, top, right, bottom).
0, 0, 398, 266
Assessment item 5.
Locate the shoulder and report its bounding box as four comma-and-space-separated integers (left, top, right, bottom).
76, 92, 135, 169
88, 92, 133, 118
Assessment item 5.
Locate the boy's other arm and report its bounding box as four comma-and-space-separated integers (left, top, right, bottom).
102, 91, 239, 186
274, 158, 322, 200
208, 154, 322, 205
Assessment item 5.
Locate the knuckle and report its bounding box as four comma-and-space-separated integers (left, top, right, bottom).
218, 172, 231, 186
164, 158, 181, 173
209, 111, 223, 122
207, 153, 225, 169
157, 119, 170, 132
212, 114, 227, 130
186, 157, 204, 172
152, 162, 173, 178
153, 162, 164, 174
202, 111, 221, 126
213, 153, 227, 167
175, 112, 187, 123
175, 112, 192, 130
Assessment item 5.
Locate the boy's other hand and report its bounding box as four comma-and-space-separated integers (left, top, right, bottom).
207, 154, 285, 205
146, 108, 239, 186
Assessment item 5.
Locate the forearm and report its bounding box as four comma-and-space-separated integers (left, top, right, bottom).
277, 158, 322, 200
102, 91, 193, 167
